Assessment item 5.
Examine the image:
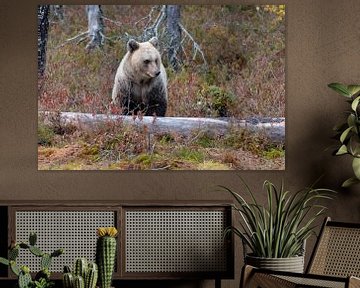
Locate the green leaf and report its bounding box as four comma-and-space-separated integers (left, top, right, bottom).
352, 157, 360, 179
342, 177, 360, 188
349, 135, 360, 156
336, 145, 348, 155
351, 96, 360, 111
347, 114, 356, 128
348, 85, 360, 97
340, 126, 353, 143
0, 257, 9, 266
328, 83, 351, 97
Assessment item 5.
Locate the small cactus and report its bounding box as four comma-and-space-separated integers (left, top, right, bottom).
74, 258, 88, 279
74, 275, 85, 288
85, 262, 98, 288
63, 272, 74, 288
63, 259, 98, 288
96, 227, 118, 288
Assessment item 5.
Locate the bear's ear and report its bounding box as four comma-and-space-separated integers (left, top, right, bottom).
127, 39, 139, 52
148, 37, 159, 49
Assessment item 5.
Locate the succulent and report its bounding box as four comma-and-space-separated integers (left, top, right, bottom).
0, 232, 63, 288
62, 259, 98, 288
96, 227, 118, 288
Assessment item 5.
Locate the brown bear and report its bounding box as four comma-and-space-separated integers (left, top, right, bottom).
111, 37, 167, 116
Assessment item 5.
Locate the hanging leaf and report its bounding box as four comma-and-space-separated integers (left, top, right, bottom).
351, 96, 360, 111
336, 145, 348, 155
347, 85, 360, 97
340, 126, 353, 143
352, 157, 360, 180
328, 83, 351, 97
342, 177, 360, 188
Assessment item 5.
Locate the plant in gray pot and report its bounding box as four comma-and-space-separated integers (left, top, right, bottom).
222, 179, 334, 273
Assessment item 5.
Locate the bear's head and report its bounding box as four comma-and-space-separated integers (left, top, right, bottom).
127, 37, 162, 82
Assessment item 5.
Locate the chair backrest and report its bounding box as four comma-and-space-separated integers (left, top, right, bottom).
307, 217, 360, 277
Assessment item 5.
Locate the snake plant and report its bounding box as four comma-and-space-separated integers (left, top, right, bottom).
222, 178, 335, 258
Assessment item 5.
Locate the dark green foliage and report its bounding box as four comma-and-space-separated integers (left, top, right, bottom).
85, 263, 98, 288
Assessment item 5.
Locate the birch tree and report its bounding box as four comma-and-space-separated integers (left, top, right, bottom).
85, 5, 104, 51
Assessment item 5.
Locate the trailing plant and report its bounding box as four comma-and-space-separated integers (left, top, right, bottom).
96, 227, 118, 288
328, 82, 360, 187
0, 232, 63, 288
62, 258, 98, 288
222, 179, 335, 258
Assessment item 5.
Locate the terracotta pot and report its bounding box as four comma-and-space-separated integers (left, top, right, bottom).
245, 254, 305, 273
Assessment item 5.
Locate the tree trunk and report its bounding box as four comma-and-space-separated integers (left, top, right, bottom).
37, 5, 50, 77
85, 5, 104, 51
39, 111, 285, 144
166, 5, 182, 71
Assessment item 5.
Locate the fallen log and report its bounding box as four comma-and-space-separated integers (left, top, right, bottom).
39, 111, 285, 144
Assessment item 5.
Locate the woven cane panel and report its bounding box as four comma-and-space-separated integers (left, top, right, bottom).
125, 210, 227, 273
310, 226, 360, 277
15, 211, 115, 272
277, 275, 345, 288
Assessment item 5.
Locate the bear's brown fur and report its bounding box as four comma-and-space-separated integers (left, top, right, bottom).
111, 37, 167, 116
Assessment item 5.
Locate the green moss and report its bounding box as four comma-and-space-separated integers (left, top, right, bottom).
38, 123, 56, 146
177, 148, 205, 163
263, 147, 285, 159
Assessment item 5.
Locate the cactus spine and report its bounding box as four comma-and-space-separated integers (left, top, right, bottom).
62, 260, 98, 288
96, 227, 118, 288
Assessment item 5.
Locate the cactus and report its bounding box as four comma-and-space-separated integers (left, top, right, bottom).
18, 269, 32, 288
0, 232, 63, 288
74, 275, 85, 288
96, 227, 118, 288
40, 253, 52, 270
85, 262, 98, 288
29, 245, 44, 257
63, 259, 98, 288
63, 272, 74, 288
29, 232, 37, 246
74, 258, 88, 279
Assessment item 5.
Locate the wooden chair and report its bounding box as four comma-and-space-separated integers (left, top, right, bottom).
241, 217, 360, 288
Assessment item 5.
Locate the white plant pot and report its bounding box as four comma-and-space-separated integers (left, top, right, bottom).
245, 254, 305, 273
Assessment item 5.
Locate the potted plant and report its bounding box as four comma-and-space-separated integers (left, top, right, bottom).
328, 82, 360, 187
0, 232, 64, 288
222, 179, 334, 273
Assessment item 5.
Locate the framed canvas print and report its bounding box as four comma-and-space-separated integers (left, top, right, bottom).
37, 5, 285, 170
